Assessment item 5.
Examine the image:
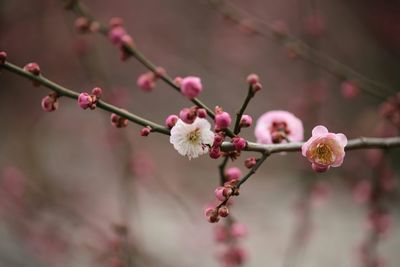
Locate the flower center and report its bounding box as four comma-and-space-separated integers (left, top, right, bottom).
269, 121, 291, 143
187, 128, 201, 144
312, 143, 335, 165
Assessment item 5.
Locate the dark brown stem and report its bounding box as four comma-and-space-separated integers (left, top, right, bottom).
233, 85, 254, 135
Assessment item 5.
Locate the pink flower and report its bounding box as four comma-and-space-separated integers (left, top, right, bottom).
301, 125, 347, 173
254, 110, 304, 144
180, 76, 202, 99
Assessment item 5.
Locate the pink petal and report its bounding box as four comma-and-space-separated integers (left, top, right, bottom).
301, 142, 309, 157
335, 133, 347, 147
312, 125, 328, 137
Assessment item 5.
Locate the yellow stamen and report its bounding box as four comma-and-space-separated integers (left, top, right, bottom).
187, 128, 201, 144
311, 143, 334, 165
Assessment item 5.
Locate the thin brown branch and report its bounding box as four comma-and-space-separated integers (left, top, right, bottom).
2, 61, 170, 135
221, 137, 400, 154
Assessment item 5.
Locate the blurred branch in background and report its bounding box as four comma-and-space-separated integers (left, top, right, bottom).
207, 0, 397, 100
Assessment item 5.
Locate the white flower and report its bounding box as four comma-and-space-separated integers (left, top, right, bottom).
170, 118, 214, 159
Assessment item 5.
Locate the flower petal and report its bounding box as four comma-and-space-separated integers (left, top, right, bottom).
335, 133, 348, 147
312, 125, 328, 137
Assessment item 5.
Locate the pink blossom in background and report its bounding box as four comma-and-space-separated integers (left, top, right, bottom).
341, 81, 360, 99
353, 180, 372, 204
225, 167, 242, 181
254, 110, 304, 144
302, 125, 347, 173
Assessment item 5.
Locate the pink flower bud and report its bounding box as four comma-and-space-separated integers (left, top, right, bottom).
246, 74, 259, 85
165, 114, 179, 128
215, 187, 226, 201
108, 26, 127, 45
197, 108, 207, 118
110, 113, 128, 128
174, 76, 182, 86
225, 167, 242, 181
223, 187, 233, 197
231, 222, 248, 238
24, 62, 40, 75
78, 92, 96, 109
41, 93, 58, 112
179, 107, 196, 124
245, 157, 256, 169
154, 66, 166, 78
75, 17, 90, 33
213, 133, 225, 147
180, 76, 203, 99
137, 72, 155, 92
239, 115, 253, 128
140, 127, 151, 136
0, 51, 7, 65
232, 137, 247, 151
251, 82, 262, 93
204, 207, 219, 223
341, 81, 360, 99
91, 87, 102, 98
209, 146, 221, 159
218, 206, 229, 217
215, 111, 232, 129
